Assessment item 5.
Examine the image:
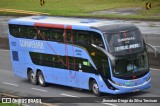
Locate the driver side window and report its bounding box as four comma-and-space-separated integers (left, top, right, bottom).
92, 33, 104, 48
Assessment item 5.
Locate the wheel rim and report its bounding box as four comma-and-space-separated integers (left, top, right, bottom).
30, 72, 35, 83
39, 74, 44, 85
93, 83, 99, 94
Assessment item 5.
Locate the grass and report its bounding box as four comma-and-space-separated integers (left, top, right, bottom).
0, 103, 18, 106
0, 0, 160, 20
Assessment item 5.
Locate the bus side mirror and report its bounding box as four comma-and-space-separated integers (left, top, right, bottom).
145, 43, 158, 58
91, 44, 115, 66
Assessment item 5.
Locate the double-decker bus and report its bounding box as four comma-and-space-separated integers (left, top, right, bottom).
8, 16, 158, 96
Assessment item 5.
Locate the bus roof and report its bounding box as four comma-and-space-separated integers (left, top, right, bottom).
9, 16, 134, 29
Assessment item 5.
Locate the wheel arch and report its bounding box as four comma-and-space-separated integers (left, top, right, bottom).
36, 69, 42, 76
27, 67, 33, 78
36, 69, 46, 81
88, 77, 96, 91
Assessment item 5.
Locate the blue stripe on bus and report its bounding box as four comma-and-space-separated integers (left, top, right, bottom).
9, 20, 34, 26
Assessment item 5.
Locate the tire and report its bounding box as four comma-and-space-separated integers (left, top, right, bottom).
28, 69, 38, 85
38, 71, 46, 87
91, 80, 101, 96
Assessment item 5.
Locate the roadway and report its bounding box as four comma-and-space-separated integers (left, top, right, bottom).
0, 49, 160, 106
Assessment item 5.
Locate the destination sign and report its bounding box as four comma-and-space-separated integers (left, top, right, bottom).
114, 43, 140, 51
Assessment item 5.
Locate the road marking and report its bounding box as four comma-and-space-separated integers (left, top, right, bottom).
61, 93, 78, 97
102, 103, 117, 106
150, 68, 160, 71
31, 88, 47, 92
154, 46, 160, 48
0, 49, 9, 51
20, 104, 30, 106
2, 82, 19, 87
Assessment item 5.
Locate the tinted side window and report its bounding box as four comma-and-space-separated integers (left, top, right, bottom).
54, 56, 63, 68
9, 25, 29, 38
9, 24, 19, 37
100, 59, 110, 77
38, 28, 50, 40
82, 59, 96, 73
29, 52, 96, 73
94, 58, 110, 78
76, 31, 91, 45
9, 25, 65, 42
30, 52, 42, 65
19, 26, 28, 38
28, 27, 37, 39
65, 30, 72, 43
92, 32, 104, 48
30, 52, 64, 68
50, 29, 63, 42
68, 57, 76, 70
64, 30, 76, 44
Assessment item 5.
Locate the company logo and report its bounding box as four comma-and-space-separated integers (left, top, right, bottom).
117, 37, 135, 42
1, 98, 42, 104
19, 40, 44, 50
2, 98, 11, 103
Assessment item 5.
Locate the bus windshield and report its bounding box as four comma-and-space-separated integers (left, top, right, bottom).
113, 51, 149, 77
104, 28, 144, 55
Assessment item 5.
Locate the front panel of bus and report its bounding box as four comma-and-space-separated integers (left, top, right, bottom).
98, 26, 151, 94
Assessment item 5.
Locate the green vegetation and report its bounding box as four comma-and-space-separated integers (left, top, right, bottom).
0, 0, 160, 20
0, 103, 18, 106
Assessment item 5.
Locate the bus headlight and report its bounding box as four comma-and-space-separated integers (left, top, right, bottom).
146, 77, 151, 82
108, 79, 124, 87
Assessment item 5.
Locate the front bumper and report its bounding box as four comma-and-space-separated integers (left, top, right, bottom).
106, 78, 151, 94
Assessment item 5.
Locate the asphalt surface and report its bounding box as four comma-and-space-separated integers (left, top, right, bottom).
0, 49, 160, 106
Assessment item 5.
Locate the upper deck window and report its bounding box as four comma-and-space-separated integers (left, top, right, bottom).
28, 27, 37, 39
38, 28, 50, 40
91, 32, 104, 48
76, 31, 91, 45
50, 29, 63, 42
9, 25, 19, 37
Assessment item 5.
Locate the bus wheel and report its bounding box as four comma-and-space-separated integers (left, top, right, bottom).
38, 71, 46, 87
28, 69, 38, 85
91, 80, 101, 96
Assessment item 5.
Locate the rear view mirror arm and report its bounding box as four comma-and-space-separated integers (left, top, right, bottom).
91, 44, 115, 66
145, 42, 158, 58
